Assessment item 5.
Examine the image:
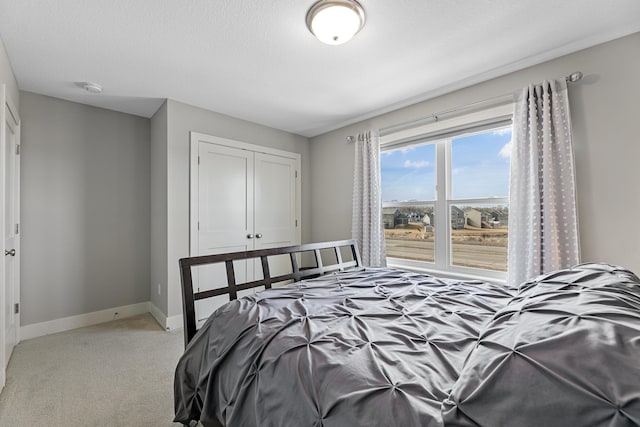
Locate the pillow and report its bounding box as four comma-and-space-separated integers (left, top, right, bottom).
442, 263, 640, 427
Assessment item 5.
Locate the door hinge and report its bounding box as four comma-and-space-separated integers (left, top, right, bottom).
295, 219, 298, 227
16, 144, 20, 155
295, 170, 298, 178
198, 156, 200, 165
15, 223, 19, 234
14, 303, 19, 314
198, 221, 200, 230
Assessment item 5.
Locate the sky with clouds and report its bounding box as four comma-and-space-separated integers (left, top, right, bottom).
381, 127, 512, 202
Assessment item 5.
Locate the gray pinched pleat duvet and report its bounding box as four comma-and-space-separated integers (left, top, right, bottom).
174, 264, 640, 427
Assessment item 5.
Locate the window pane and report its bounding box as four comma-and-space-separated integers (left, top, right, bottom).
451, 127, 511, 199
381, 144, 435, 202
450, 204, 508, 272
383, 204, 434, 263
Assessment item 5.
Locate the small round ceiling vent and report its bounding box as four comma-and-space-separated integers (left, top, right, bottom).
82, 82, 103, 94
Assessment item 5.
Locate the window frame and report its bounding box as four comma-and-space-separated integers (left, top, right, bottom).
380, 104, 513, 282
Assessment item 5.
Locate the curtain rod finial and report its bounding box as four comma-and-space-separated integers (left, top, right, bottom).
346, 136, 355, 143
566, 72, 583, 82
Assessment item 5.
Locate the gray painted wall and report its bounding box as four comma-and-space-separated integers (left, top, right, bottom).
310, 32, 640, 276
20, 92, 151, 325
153, 99, 311, 318
0, 36, 19, 109
150, 101, 168, 314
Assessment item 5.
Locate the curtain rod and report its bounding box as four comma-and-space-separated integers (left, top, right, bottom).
346, 71, 583, 142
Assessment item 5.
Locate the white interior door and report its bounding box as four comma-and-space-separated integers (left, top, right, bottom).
1, 87, 20, 391
254, 153, 299, 279
254, 152, 297, 249
4, 114, 19, 364
193, 142, 254, 324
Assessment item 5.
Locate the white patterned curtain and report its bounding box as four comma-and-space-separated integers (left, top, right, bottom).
508, 79, 580, 286
352, 131, 387, 267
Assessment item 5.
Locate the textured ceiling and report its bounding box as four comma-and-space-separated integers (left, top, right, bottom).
1, 0, 639, 137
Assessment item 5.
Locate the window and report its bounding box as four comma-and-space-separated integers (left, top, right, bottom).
380, 105, 512, 279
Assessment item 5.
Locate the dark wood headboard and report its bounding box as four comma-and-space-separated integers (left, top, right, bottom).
178, 240, 362, 346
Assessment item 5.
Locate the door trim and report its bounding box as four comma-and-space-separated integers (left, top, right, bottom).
189, 132, 302, 257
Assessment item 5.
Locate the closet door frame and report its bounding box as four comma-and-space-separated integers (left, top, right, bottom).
189, 132, 301, 258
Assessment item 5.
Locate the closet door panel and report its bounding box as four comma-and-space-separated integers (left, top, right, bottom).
254, 152, 298, 280
195, 142, 254, 324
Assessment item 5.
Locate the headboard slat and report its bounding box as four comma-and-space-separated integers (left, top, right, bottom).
179, 240, 362, 346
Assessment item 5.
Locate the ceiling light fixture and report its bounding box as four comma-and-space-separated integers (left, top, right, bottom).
306, 0, 365, 45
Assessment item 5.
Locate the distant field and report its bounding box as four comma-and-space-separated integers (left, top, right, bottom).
385, 223, 508, 271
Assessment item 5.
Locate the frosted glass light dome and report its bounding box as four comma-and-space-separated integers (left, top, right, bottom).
306, 0, 365, 45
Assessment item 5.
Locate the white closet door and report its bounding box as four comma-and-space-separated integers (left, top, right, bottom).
254, 152, 298, 279
254, 152, 297, 249
195, 142, 254, 324
190, 132, 301, 321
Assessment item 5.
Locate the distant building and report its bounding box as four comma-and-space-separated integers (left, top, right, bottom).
407, 212, 422, 222
383, 208, 396, 229
491, 209, 509, 227
451, 206, 465, 229
426, 212, 435, 227
395, 212, 409, 227
382, 208, 409, 229
463, 208, 482, 228
383, 206, 439, 230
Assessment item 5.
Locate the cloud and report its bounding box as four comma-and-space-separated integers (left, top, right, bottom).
404, 159, 430, 168
493, 127, 512, 136
499, 140, 512, 158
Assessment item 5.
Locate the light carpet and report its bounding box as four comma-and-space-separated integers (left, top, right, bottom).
0, 313, 186, 426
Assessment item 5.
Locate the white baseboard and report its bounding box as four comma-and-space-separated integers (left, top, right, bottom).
147, 302, 183, 331
19, 302, 170, 341
146, 302, 183, 331
166, 314, 183, 331
147, 301, 168, 329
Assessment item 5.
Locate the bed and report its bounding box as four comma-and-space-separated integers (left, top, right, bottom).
173, 240, 640, 427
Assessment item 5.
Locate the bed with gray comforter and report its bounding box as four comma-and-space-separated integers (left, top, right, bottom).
174, 263, 640, 426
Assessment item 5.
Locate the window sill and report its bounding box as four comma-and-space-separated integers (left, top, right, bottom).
386, 258, 507, 285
